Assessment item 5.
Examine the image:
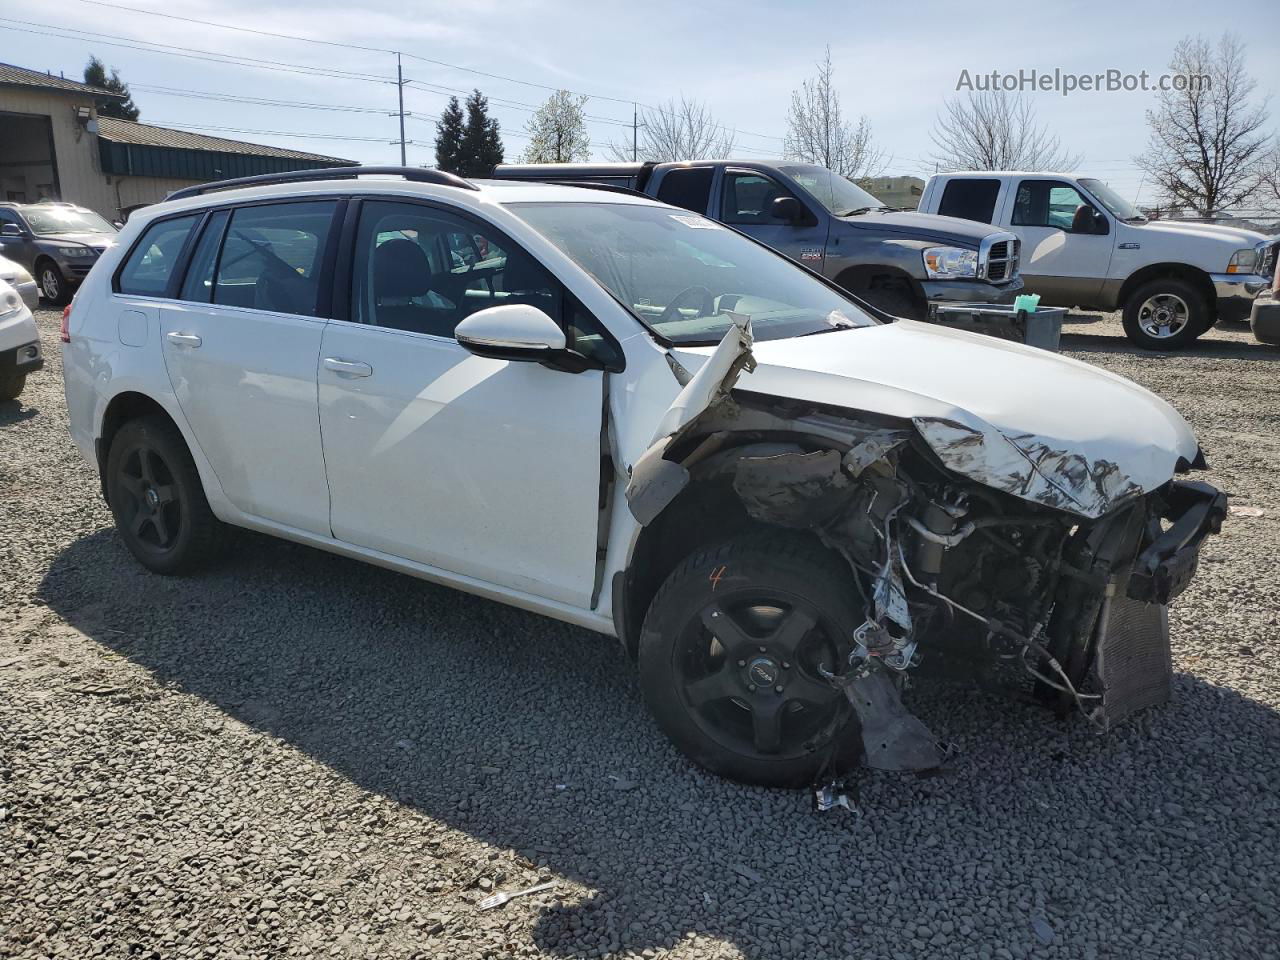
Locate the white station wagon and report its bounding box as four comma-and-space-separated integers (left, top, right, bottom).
62, 168, 1225, 787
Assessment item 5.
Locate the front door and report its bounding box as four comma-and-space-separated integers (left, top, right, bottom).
158, 199, 340, 535
715, 168, 828, 271
317, 199, 605, 607
1005, 178, 1114, 307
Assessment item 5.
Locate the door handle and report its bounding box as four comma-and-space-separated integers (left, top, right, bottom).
323, 357, 373, 378
165, 332, 202, 348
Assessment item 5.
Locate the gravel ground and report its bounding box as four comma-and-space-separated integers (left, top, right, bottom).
2, 307, 1278, 960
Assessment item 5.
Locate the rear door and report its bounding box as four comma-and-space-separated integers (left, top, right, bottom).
713, 168, 828, 270
316, 198, 608, 607
1002, 179, 1114, 306
158, 199, 340, 535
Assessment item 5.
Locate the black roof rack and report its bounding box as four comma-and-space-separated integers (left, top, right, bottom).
166, 166, 478, 202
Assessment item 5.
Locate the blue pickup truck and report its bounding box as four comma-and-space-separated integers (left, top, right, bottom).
494, 160, 1022, 318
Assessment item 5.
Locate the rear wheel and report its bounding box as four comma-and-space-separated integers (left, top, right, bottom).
638, 534, 862, 787
105, 415, 225, 574
1121, 277, 1208, 350
37, 260, 71, 307
0, 372, 25, 401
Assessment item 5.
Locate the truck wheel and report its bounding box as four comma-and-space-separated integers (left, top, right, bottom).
1121, 278, 1208, 350
0, 372, 26, 401
856, 286, 926, 320
37, 260, 71, 307
638, 533, 862, 787
106, 415, 226, 575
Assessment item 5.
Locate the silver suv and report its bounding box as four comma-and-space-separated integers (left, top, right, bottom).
0, 201, 118, 306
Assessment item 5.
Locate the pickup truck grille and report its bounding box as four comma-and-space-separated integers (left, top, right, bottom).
979, 233, 1019, 284
1260, 240, 1279, 283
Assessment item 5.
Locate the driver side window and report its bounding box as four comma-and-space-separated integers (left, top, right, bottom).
721, 172, 795, 225
1012, 181, 1105, 234
212, 201, 337, 315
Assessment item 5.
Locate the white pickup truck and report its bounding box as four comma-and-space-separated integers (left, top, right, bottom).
919, 172, 1278, 349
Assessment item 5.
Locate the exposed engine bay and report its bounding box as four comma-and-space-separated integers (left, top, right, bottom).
625, 322, 1228, 778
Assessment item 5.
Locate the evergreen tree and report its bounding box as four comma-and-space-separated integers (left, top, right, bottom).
457, 90, 504, 177
434, 97, 466, 174
83, 56, 140, 122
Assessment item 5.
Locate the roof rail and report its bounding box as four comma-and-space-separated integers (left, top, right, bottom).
492, 179, 651, 200
166, 166, 479, 202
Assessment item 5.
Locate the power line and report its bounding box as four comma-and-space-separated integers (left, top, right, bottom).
130, 83, 396, 115
138, 119, 407, 143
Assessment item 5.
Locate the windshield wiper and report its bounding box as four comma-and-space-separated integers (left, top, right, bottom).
837, 207, 876, 217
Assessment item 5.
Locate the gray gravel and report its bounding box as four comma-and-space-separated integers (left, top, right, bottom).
2, 307, 1279, 960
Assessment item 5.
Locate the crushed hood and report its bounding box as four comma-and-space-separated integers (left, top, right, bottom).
668, 320, 1200, 518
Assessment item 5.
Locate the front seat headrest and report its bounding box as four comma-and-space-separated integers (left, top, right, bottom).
374, 238, 434, 301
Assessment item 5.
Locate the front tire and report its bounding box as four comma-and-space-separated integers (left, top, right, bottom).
0, 372, 26, 401
638, 534, 862, 787
1121, 277, 1209, 350
37, 260, 71, 307
105, 415, 225, 574
855, 286, 927, 321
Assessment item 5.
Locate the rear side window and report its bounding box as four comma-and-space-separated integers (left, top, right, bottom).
937, 179, 1000, 223
655, 167, 713, 213
117, 215, 200, 297
213, 201, 337, 316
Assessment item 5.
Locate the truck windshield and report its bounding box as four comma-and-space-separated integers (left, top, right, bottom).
510, 201, 876, 345
1079, 179, 1146, 222
23, 206, 117, 236
778, 164, 884, 215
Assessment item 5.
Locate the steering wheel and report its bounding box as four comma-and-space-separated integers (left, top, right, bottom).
658, 286, 716, 325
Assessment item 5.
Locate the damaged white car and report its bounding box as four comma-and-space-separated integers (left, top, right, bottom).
61, 169, 1226, 787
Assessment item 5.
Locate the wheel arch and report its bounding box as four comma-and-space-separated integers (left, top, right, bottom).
1117, 263, 1215, 314
96, 391, 183, 501
616, 434, 843, 660
835, 263, 926, 307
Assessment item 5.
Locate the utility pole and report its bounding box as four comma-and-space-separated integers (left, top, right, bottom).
396, 52, 407, 166
632, 102, 638, 162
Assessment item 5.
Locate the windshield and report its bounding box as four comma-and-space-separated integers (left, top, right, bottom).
22, 206, 117, 236
1079, 179, 1144, 222
510, 201, 876, 345
778, 164, 884, 215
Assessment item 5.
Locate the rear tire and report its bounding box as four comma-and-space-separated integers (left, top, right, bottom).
0, 372, 25, 401
638, 533, 863, 787
1121, 277, 1208, 350
105, 415, 225, 575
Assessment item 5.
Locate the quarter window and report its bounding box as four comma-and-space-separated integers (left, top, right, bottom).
720, 173, 796, 225
655, 167, 714, 214
117, 215, 201, 297
937, 179, 1000, 223
178, 209, 230, 303
212, 201, 337, 315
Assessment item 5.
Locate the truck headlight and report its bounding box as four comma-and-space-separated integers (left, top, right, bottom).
1226, 249, 1257, 274
923, 246, 979, 279
57, 246, 94, 258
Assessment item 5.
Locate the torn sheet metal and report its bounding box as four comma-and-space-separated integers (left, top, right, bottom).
914, 417, 1143, 519
731, 449, 854, 529
832, 666, 943, 772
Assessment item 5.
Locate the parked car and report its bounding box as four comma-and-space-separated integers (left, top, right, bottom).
918, 172, 1277, 349
495, 160, 1023, 319
0, 200, 119, 306
0, 277, 42, 400
0, 253, 39, 312
61, 167, 1224, 786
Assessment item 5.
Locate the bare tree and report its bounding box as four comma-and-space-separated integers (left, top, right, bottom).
1136, 34, 1270, 216
784, 47, 885, 182
931, 90, 1081, 172
607, 97, 735, 162
1259, 138, 1280, 213
521, 90, 591, 163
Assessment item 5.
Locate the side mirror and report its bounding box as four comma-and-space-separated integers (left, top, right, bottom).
0, 224, 22, 237
771, 196, 804, 224
456, 303, 571, 364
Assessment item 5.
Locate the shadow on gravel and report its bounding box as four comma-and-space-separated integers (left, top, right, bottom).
1061, 331, 1280, 361
40, 529, 1280, 958
0, 400, 39, 426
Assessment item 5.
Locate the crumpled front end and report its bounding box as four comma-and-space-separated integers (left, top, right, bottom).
626, 322, 1226, 775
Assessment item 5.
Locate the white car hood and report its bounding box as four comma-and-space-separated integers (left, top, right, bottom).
669, 319, 1200, 518
1136, 219, 1267, 249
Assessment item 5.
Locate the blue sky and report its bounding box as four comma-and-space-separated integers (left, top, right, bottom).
3, 0, 1276, 206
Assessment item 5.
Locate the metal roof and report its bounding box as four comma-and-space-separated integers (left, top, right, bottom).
96, 117, 352, 163
0, 61, 123, 98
